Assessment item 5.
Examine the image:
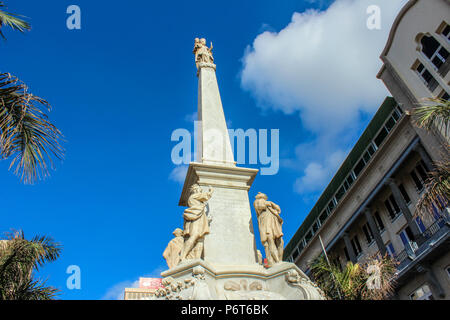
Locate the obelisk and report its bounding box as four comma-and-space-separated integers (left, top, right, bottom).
179, 38, 259, 267
148, 39, 325, 300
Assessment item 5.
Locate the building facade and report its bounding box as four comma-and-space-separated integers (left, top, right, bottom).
284, 0, 450, 300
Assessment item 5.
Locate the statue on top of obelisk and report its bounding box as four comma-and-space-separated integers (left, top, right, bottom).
193, 38, 215, 71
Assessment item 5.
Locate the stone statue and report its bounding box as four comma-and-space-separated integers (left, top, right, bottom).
253, 192, 284, 267
193, 37, 214, 69
180, 184, 213, 261
163, 228, 184, 269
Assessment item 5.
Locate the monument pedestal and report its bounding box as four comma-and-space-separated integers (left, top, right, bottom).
155, 259, 325, 300
154, 162, 325, 300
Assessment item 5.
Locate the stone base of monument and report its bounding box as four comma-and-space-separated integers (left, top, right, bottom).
151, 259, 325, 300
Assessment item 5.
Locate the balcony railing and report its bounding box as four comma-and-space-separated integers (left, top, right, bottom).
394, 212, 450, 267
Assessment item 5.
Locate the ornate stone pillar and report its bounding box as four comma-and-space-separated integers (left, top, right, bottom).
414, 143, 434, 171
343, 232, 357, 263
364, 208, 387, 256
386, 178, 421, 239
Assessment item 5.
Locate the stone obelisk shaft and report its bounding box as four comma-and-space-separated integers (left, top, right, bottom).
197, 65, 235, 167
181, 39, 258, 266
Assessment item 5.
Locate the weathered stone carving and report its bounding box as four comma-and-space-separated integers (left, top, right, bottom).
193, 37, 214, 70
285, 270, 326, 300
221, 279, 284, 300
190, 266, 213, 300
180, 184, 213, 261
253, 192, 284, 267
155, 266, 212, 300
163, 228, 184, 269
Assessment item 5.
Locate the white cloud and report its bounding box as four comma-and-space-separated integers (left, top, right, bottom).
294, 149, 346, 193
241, 0, 407, 194
101, 266, 166, 300
169, 165, 188, 184
102, 279, 139, 300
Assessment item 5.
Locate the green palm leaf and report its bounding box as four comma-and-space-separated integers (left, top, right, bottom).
0, 73, 65, 184
0, 1, 31, 39
412, 98, 450, 140
0, 231, 62, 300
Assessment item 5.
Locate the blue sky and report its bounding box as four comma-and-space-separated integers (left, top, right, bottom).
1, 0, 406, 299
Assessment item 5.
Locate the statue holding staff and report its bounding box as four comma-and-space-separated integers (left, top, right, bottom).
253, 192, 284, 267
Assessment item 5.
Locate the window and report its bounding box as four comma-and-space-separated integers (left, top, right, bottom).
410, 284, 434, 300
305, 230, 313, 243
346, 173, 355, 188
344, 247, 350, 261
420, 35, 449, 71
351, 235, 362, 257
442, 24, 450, 42
385, 194, 401, 220
386, 242, 396, 258
362, 223, 374, 244
399, 227, 416, 251
416, 161, 428, 180
327, 199, 336, 213
410, 161, 428, 192
415, 62, 439, 92
399, 184, 411, 205
319, 210, 328, 225
312, 221, 320, 233
353, 159, 366, 177
392, 107, 401, 121
415, 216, 426, 233
373, 211, 385, 231
335, 185, 346, 203
374, 127, 388, 148
440, 90, 449, 101
292, 248, 299, 260
410, 170, 424, 192
385, 116, 396, 132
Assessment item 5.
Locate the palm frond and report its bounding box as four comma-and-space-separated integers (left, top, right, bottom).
415, 160, 450, 219
0, 230, 62, 300
412, 98, 450, 140
0, 73, 65, 184
309, 253, 397, 300
0, 1, 31, 39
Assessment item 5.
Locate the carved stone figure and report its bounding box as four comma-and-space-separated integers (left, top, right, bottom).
163, 228, 184, 269
193, 37, 214, 69
253, 192, 284, 267
180, 184, 213, 261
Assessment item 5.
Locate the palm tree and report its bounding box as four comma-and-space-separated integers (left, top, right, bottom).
0, 73, 65, 183
411, 98, 450, 219
0, 1, 31, 39
412, 98, 450, 140
309, 254, 397, 300
0, 230, 62, 300
0, 2, 64, 183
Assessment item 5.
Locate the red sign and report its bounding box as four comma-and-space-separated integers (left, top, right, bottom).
139, 278, 163, 289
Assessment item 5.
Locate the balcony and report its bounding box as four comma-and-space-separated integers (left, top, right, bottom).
395, 209, 450, 272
